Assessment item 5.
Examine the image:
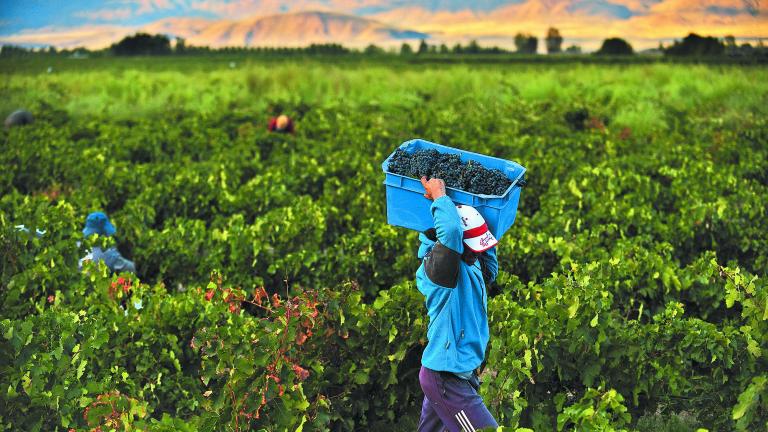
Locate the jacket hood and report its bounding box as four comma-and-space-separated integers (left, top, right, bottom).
418, 232, 436, 259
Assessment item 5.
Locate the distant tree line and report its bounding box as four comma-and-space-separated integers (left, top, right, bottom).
2, 30, 766, 61
111, 33, 171, 55
596, 38, 634, 55
180, 41, 350, 55
107, 33, 352, 56
664, 33, 724, 56
658, 33, 765, 57
397, 31, 766, 59
395, 28, 569, 55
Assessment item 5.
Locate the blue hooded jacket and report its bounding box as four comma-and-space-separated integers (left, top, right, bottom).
79, 212, 135, 274
416, 196, 498, 374
79, 246, 136, 274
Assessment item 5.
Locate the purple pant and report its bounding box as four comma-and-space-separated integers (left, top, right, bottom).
418, 366, 499, 432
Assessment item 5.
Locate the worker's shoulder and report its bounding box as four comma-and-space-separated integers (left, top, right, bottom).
98, 247, 124, 261
424, 241, 461, 288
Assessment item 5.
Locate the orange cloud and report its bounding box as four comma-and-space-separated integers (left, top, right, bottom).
74, 8, 134, 21
370, 0, 767, 49
0, 25, 135, 48
187, 0, 338, 17
134, 0, 179, 15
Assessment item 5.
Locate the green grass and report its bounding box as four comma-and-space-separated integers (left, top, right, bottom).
2, 57, 766, 138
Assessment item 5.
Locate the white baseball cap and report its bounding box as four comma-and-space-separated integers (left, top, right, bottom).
456, 204, 498, 253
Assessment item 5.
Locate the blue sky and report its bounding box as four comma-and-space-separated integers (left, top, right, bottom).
0, 0, 218, 34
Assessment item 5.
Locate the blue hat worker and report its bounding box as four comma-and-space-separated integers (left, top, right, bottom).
79, 212, 136, 274
415, 176, 501, 432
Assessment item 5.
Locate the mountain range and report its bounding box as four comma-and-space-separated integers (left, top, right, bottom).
143, 11, 429, 48
0, 11, 430, 50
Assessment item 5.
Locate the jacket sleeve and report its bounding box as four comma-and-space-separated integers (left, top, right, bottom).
104, 249, 136, 274
78, 251, 94, 271
430, 196, 463, 254
479, 247, 499, 284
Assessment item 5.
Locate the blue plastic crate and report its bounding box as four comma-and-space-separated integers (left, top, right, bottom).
381, 139, 526, 240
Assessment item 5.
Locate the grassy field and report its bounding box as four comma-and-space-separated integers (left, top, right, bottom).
1, 57, 767, 431
3, 56, 766, 127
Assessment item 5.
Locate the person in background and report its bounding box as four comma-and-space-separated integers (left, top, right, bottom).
4, 109, 33, 128
79, 211, 136, 274
416, 176, 500, 432
267, 114, 295, 134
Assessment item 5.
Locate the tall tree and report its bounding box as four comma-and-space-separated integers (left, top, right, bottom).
466, 40, 481, 54
664, 33, 724, 56
400, 43, 413, 55
545, 28, 563, 54
565, 45, 582, 54
724, 35, 737, 56
418, 39, 429, 54
595, 38, 634, 55
111, 33, 171, 56
514, 33, 538, 54
364, 44, 384, 55
528, 36, 539, 54
175, 37, 186, 54
514, 34, 526, 53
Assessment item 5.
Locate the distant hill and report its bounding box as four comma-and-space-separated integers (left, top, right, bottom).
143, 11, 430, 48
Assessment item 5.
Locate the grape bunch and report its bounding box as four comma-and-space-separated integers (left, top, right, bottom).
387, 149, 513, 196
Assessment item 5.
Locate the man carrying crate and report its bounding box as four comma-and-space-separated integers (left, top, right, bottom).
417, 176, 499, 432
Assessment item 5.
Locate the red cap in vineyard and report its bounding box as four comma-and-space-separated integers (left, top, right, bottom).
268, 114, 295, 133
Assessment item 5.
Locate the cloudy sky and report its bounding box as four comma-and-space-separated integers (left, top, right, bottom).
0, 0, 765, 51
